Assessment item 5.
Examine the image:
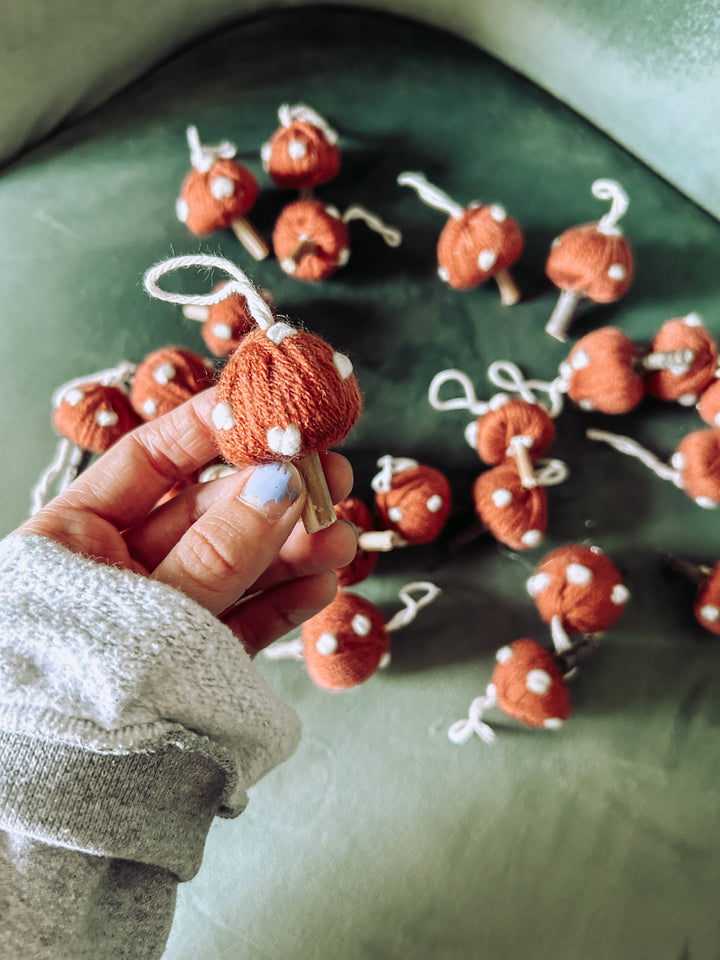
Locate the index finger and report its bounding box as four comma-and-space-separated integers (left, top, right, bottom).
52, 389, 225, 530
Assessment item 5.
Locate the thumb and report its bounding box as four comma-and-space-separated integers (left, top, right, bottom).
151, 461, 306, 614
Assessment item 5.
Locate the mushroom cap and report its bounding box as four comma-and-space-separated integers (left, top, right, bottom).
272, 200, 350, 282
697, 380, 720, 429
645, 316, 718, 403
264, 119, 341, 189
674, 430, 720, 507
130, 347, 214, 421
374, 463, 452, 544
527, 543, 629, 634
491, 639, 571, 728
545, 222, 633, 303
693, 562, 720, 635
474, 398, 555, 465
53, 383, 140, 454
472, 463, 547, 551
302, 591, 389, 690
213, 327, 362, 464
201, 286, 258, 357
560, 327, 645, 414
178, 159, 259, 234
334, 498, 378, 587
436, 204, 524, 290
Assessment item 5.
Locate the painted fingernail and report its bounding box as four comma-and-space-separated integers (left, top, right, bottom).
239, 462, 304, 521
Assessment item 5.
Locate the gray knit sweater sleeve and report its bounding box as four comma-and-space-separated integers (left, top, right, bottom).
0, 533, 301, 959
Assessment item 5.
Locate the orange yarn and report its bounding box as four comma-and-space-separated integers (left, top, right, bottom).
474, 399, 555, 465
334, 498, 378, 587
213, 328, 362, 464
436, 205, 523, 290
130, 347, 214, 420
645, 317, 718, 403
545, 223, 633, 302
53, 383, 140, 453
528, 544, 628, 634
491, 639, 571, 728
675, 430, 720, 505
374, 464, 451, 545
201, 286, 258, 357
697, 380, 720, 428
266, 120, 340, 189
562, 327, 645, 414
179, 159, 259, 235
472, 463, 547, 551
272, 200, 349, 282
302, 591, 389, 690
693, 562, 720, 635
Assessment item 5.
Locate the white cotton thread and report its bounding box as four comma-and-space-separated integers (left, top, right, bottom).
428, 369, 490, 416
277, 104, 339, 145
263, 638, 305, 661
397, 172, 465, 219
592, 178, 629, 236
385, 581, 442, 633
534, 458, 570, 487
30, 439, 84, 516
186, 125, 237, 174
370, 455, 419, 494
143, 254, 275, 330
342, 205, 402, 247
448, 688, 497, 745
51, 362, 137, 409
586, 428, 681, 485
487, 360, 566, 418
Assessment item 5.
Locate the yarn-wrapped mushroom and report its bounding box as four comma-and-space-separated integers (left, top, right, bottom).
130, 347, 214, 420
371, 456, 452, 546
644, 314, 718, 406
397, 171, 524, 305
176, 126, 268, 260
143, 254, 362, 532
261, 103, 341, 192
664, 555, 720, 636
333, 498, 379, 587
545, 179, 633, 341
181, 282, 274, 357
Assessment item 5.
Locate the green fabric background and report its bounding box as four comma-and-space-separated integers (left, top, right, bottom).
2, 8, 720, 959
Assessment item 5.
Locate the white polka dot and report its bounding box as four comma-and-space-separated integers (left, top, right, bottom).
527, 572, 551, 596
695, 496, 719, 509
426, 495, 443, 513
379, 651, 392, 669
65, 388, 84, 406
351, 614, 372, 636
333, 352, 353, 380
316, 633, 338, 655
671, 451, 686, 471
566, 563, 593, 586
608, 263, 626, 281
287, 139, 307, 160
266, 322, 297, 345
678, 393, 698, 407
95, 409, 119, 428
267, 424, 302, 456
142, 398, 158, 417
210, 176, 235, 200
684, 312, 703, 327
571, 349, 590, 370
388, 506, 403, 522
464, 420, 479, 449
492, 488, 513, 508
153, 363, 175, 386
260, 141, 272, 168
478, 249, 497, 272
558, 362, 573, 383
337, 248, 351, 267
212, 322, 233, 341
489, 204, 507, 223
578, 399, 595, 411
714, 413, 720, 428
543, 718, 564, 730
175, 197, 189, 223
611, 584, 630, 605
526, 669, 552, 695
438, 266, 450, 282
700, 605, 720, 623
212, 402, 235, 431
495, 645, 513, 663
551, 236, 561, 249
325, 205, 341, 219
521, 530, 543, 548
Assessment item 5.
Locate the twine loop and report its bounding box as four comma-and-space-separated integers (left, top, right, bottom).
487, 360, 566, 418
428, 369, 490, 416
186, 125, 237, 173
448, 688, 497, 745
370, 455, 420, 494
342, 205, 402, 247
586, 428, 680, 485
385, 581, 442, 633
592, 178, 629, 236
397, 171, 465, 219
277, 103, 339, 145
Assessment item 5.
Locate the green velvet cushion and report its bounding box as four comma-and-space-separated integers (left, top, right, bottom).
2, 9, 720, 959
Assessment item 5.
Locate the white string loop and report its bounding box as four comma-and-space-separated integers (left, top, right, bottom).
487, 360, 566, 418
186, 125, 237, 174
592, 178, 629, 236
586, 428, 681, 485
277, 103, 339, 145
143, 255, 275, 330
370, 455, 419, 494
342, 206, 402, 247
397, 171, 464, 219
428, 369, 490, 416
448, 688, 497, 745
385, 581, 442, 633
30, 439, 83, 516
51, 361, 138, 409
534, 458, 569, 487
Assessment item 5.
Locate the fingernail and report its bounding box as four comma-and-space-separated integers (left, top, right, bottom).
239, 462, 304, 521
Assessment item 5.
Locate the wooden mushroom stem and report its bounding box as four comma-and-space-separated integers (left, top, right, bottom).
554, 635, 600, 676
545, 289, 583, 342
508, 435, 537, 489
295, 450, 337, 532
182, 304, 210, 321
637, 347, 695, 375
230, 217, 269, 260
494, 268, 521, 307
281, 238, 318, 274
357, 529, 407, 552
663, 554, 712, 585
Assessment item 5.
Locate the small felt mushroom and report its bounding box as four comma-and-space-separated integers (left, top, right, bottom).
144, 254, 362, 532
272, 200, 401, 281
397, 171, 524, 304
371, 456, 452, 546
545, 179, 633, 341
664, 555, 720, 636
644, 314, 718, 406
265, 581, 441, 690
176, 125, 268, 259
129, 347, 214, 420
261, 103, 340, 193
587, 426, 720, 509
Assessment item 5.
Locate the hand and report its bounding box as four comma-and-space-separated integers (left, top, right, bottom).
17, 389, 357, 656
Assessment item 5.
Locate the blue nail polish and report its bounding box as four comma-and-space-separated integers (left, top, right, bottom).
244, 463, 300, 506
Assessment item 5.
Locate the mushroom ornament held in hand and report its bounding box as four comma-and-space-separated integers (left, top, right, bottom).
397, 171, 524, 304
176, 125, 268, 259
545, 179, 633, 341
261, 103, 341, 192
143, 254, 363, 532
